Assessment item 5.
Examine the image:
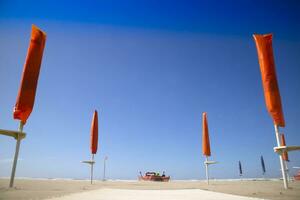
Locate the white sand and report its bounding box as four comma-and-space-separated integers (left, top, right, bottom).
2, 179, 300, 200
48, 188, 262, 200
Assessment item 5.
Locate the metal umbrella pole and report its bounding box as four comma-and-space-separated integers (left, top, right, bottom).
90, 154, 95, 184
284, 161, 290, 182
274, 125, 288, 189
205, 156, 209, 185
103, 156, 107, 181
9, 121, 24, 188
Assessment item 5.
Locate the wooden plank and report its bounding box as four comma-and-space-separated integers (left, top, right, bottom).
274, 146, 300, 153
81, 160, 95, 165
204, 161, 218, 165
0, 129, 26, 140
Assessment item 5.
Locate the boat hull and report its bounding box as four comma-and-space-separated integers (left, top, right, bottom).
294, 175, 300, 181
138, 176, 170, 182
294, 170, 300, 181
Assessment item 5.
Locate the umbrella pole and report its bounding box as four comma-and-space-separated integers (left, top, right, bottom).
9, 121, 24, 188
284, 161, 290, 182
91, 154, 94, 184
205, 156, 209, 185
274, 124, 288, 189
103, 157, 106, 181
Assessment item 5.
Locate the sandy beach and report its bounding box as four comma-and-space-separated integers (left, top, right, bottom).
1, 179, 300, 200
47, 188, 261, 200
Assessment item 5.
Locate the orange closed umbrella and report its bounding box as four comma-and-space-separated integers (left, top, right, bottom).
9, 25, 46, 188
90, 110, 98, 154
280, 134, 289, 162
253, 33, 288, 189
14, 25, 46, 125
253, 34, 285, 127
202, 112, 217, 184
81, 110, 99, 184
202, 112, 211, 156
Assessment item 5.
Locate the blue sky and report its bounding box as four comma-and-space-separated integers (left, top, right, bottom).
0, 0, 300, 180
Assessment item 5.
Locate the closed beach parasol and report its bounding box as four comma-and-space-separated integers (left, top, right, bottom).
14, 25, 46, 125
261, 156, 266, 175
253, 34, 285, 128
82, 110, 99, 184
253, 33, 288, 188
90, 110, 98, 155
9, 25, 46, 188
202, 112, 211, 157
202, 112, 217, 184
238, 161, 243, 177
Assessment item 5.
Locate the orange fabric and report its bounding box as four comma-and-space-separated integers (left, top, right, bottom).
202, 112, 211, 156
280, 134, 289, 161
90, 110, 98, 154
253, 34, 285, 127
13, 25, 46, 124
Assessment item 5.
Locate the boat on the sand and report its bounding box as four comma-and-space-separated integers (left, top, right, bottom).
294, 170, 300, 181
138, 172, 170, 182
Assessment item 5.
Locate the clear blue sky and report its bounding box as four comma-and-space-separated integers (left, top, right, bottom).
0, 0, 300, 180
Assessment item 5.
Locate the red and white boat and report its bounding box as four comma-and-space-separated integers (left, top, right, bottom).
138, 172, 170, 182
294, 170, 300, 181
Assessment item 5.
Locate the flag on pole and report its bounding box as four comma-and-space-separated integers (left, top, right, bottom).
253, 34, 285, 127
14, 25, 46, 124
261, 155, 266, 175
280, 134, 289, 162
90, 110, 98, 154
202, 112, 211, 156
